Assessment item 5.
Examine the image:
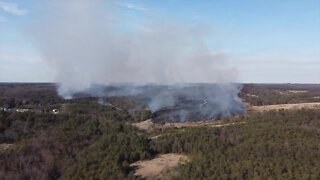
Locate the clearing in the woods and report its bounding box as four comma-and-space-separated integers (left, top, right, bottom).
130, 153, 189, 179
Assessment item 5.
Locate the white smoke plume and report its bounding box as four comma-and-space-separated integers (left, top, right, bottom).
29, 0, 238, 97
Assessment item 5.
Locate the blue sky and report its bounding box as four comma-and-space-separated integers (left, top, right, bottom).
0, 0, 319, 83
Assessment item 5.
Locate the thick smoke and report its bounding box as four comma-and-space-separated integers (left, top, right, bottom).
30, 0, 244, 121
146, 84, 244, 122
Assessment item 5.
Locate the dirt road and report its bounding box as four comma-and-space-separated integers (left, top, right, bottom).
133, 119, 245, 131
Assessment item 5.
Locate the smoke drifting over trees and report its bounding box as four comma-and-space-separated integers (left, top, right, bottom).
29, 0, 243, 120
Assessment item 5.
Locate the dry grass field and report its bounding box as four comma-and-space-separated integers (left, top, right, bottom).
130, 153, 189, 179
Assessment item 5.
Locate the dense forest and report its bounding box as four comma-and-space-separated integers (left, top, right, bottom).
1, 83, 320, 179
155, 110, 320, 179
0, 105, 152, 179
2, 106, 320, 179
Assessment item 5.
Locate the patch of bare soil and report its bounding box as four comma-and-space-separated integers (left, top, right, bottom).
133, 119, 154, 131
130, 153, 189, 180
250, 102, 320, 112
246, 94, 259, 97
0, 143, 13, 151
287, 90, 308, 94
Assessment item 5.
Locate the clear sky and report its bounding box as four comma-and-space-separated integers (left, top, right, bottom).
0, 0, 319, 83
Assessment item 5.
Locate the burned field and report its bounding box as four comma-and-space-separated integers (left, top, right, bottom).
150, 97, 244, 122
82, 83, 245, 122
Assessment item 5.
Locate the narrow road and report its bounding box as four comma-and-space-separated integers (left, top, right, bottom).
199, 99, 208, 107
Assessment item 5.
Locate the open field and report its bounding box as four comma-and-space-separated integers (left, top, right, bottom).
130, 153, 189, 179
250, 102, 320, 112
